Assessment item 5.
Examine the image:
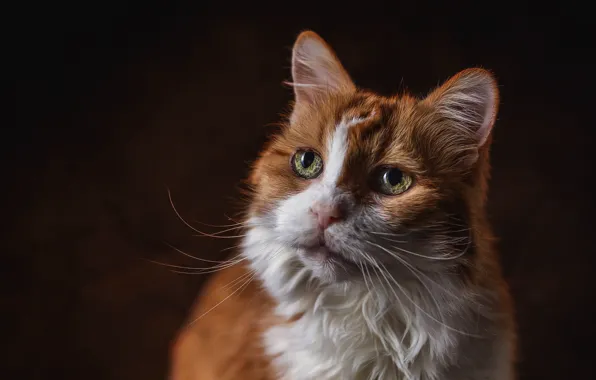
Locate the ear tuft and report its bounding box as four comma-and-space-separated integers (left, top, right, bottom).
290, 31, 355, 106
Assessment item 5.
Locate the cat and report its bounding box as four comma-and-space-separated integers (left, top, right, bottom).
169, 30, 517, 380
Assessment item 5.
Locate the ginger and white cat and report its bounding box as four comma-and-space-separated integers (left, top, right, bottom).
170, 31, 517, 380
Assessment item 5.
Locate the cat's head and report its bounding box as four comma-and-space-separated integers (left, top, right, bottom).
246, 31, 498, 284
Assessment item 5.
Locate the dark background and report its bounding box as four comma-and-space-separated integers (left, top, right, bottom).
7, 1, 595, 379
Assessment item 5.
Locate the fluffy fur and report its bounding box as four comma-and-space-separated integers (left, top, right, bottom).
170, 31, 516, 380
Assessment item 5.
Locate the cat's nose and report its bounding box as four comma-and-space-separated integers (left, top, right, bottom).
309, 203, 343, 229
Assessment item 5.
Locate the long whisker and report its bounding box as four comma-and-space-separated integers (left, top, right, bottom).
395, 237, 471, 261
368, 231, 411, 238
221, 243, 243, 253
191, 233, 247, 239
358, 261, 373, 295
150, 256, 245, 274
164, 242, 240, 264
362, 254, 411, 345
372, 245, 471, 303
167, 188, 247, 239
147, 258, 240, 271
187, 272, 256, 325
376, 235, 408, 244
169, 268, 237, 275
448, 228, 472, 234
191, 225, 246, 236
384, 242, 465, 261
381, 249, 448, 329
184, 247, 288, 324
359, 260, 386, 321
194, 220, 247, 228
364, 245, 481, 337
369, 243, 452, 296
380, 262, 478, 337
163, 257, 245, 275
220, 269, 256, 292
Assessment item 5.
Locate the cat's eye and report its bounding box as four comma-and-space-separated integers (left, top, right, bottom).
291, 149, 323, 179
376, 167, 413, 195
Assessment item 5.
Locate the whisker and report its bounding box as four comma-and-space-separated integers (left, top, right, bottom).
369, 231, 411, 238
167, 188, 248, 239
191, 233, 247, 239
363, 254, 412, 346
187, 271, 256, 325
359, 260, 386, 321
194, 220, 247, 228
386, 242, 463, 261
221, 243, 243, 253
399, 237, 471, 262
448, 227, 472, 234
376, 235, 408, 244
164, 242, 241, 264
364, 244, 481, 338
192, 224, 246, 236
167, 260, 245, 275
358, 261, 373, 295
170, 269, 216, 275
376, 245, 471, 304
147, 259, 240, 271
223, 213, 244, 224
380, 261, 479, 337
220, 269, 256, 292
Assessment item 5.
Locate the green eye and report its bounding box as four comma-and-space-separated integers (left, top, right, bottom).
291, 150, 323, 179
377, 167, 413, 195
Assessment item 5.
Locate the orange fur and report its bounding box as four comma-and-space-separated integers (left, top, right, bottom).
169, 262, 277, 380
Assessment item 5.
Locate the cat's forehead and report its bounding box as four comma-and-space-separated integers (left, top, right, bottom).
287, 92, 423, 172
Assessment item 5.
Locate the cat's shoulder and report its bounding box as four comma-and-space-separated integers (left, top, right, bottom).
169, 261, 277, 380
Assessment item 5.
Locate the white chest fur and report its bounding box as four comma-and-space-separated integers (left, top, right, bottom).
263, 292, 445, 380
243, 225, 467, 380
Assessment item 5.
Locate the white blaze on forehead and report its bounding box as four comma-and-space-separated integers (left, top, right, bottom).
321, 122, 349, 186
322, 113, 374, 186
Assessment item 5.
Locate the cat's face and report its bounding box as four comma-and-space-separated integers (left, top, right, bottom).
247, 32, 498, 284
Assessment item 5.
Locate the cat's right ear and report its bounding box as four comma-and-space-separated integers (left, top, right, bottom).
289, 31, 356, 107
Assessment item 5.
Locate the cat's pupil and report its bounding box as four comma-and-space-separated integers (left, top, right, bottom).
301, 151, 315, 168
384, 168, 403, 186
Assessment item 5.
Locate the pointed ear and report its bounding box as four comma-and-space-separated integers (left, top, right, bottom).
423, 68, 499, 149
290, 31, 356, 106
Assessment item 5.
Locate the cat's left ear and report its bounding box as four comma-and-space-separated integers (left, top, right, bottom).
422, 68, 499, 150
290, 31, 356, 107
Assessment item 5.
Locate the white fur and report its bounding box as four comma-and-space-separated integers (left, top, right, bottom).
323, 118, 350, 185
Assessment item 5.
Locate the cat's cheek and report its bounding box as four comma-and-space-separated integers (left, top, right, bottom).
251, 173, 305, 217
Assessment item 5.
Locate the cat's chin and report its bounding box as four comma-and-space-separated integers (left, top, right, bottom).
297, 245, 360, 283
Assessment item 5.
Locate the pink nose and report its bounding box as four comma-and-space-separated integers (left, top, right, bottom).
310, 203, 343, 229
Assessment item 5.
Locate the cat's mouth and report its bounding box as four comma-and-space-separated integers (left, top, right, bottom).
297, 242, 361, 272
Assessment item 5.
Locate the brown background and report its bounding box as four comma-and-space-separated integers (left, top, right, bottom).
7, 1, 595, 379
